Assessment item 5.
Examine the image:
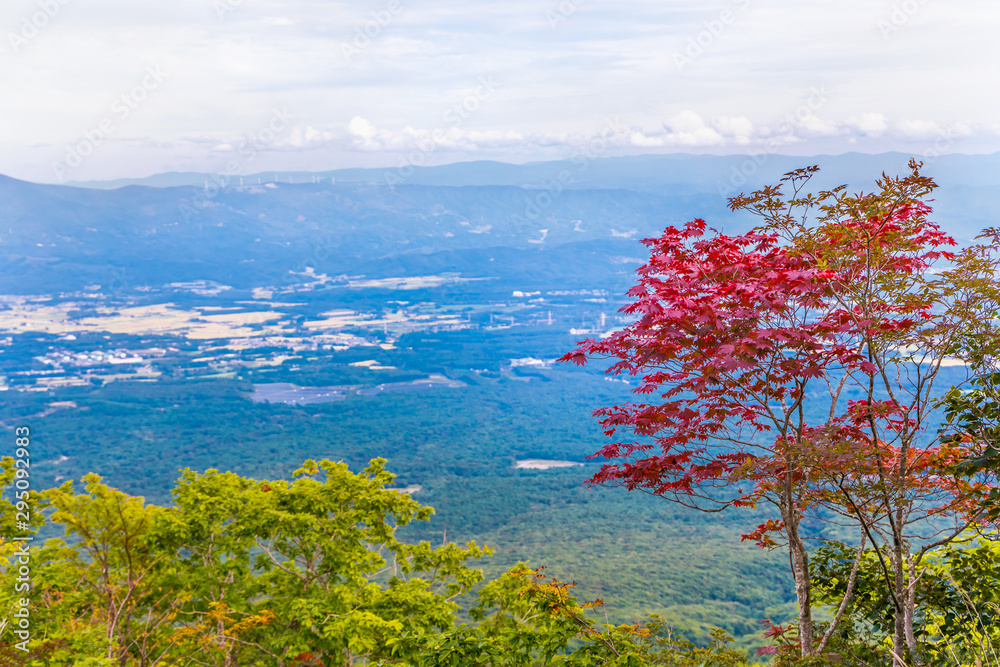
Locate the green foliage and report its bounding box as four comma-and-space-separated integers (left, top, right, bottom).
0, 456, 44, 539
1, 458, 490, 665
943, 368, 1000, 520
392, 566, 753, 667
1, 351, 801, 648
32, 473, 171, 664
0, 455, 762, 666
810, 534, 1000, 665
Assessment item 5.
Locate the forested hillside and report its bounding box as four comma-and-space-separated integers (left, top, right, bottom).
3, 157, 1000, 665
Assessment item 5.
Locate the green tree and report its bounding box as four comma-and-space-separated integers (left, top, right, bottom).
2, 457, 756, 666
0, 455, 56, 664
1, 458, 490, 666
392, 565, 751, 666
812, 534, 1000, 665
29, 474, 178, 665
183, 458, 490, 665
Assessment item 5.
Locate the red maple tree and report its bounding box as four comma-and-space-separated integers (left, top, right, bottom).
561, 161, 1000, 659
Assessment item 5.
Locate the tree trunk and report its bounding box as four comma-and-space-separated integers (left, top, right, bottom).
904, 556, 921, 664
893, 540, 906, 666
784, 508, 814, 655
791, 539, 814, 655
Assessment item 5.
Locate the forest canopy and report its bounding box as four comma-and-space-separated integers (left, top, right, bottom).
4, 162, 1000, 666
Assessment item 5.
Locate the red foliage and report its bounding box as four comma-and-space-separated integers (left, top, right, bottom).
560, 217, 871, 507
561, 161, 1000, 658
559, 167, 980, 543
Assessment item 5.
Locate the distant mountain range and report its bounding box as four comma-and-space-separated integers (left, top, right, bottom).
64, 152, 1000, 192
1, 152, 997, 294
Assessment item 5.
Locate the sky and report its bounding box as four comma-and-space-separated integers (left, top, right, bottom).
1, 0, 998, 184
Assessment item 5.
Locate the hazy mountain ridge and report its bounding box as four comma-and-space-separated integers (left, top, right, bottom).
0, 179, 726, 294
3, 153, 997, 295
63, 152, 1000, 191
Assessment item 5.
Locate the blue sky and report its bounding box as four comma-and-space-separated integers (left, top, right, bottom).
1, 0, 997, 183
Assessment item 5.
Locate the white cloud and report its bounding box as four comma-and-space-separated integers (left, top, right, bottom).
893, 119, 943, 141
629, 131, 665, 148
251, 113, 998, 159
0, 0, 998, 181
664, 110, 707, 134
348, 117, 378, 142
713, 116, 755, 142
848, 113, 888, 137
796, 115, 840, 137
621, 111, 727, 147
